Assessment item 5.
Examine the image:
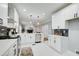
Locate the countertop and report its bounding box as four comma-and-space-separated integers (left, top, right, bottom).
0, 39, 17, 56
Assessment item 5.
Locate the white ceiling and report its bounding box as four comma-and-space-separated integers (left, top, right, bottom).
11, 3, 70, 26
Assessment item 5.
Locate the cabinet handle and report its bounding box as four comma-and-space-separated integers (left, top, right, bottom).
54, 40, 56, 43
76, 13, 77, 17
74, 13, 78, 18
14, 49, 16, 56
13, 44, 16, 47
74, 13, 75, 18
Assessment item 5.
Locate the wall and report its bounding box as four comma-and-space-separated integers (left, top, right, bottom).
0, 3, 8, 26
67, 19, 79, 53
41, 16, 52, 37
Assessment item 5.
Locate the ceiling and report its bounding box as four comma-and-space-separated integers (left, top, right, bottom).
10, 3, 71, 26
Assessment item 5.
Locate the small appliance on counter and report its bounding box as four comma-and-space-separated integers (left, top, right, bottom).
0, 26, 8, 39
0, 26, 19, 39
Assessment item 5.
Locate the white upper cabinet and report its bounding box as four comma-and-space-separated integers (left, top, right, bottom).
52, 9, 65, 29
52, 16, 56, 29
0, 3, 8, 26
52, 4, 79, 29
64, 4, 78, 20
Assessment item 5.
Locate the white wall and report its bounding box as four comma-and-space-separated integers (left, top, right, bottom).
0, 3, 8, 26
41, 19, 52, 37
67, 19, 79, 53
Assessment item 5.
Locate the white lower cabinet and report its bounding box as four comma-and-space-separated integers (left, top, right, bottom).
53, 36, 61, 52
26, 34, 35, 43
48, 35, 68, 53
21, 33, 35, 44
3, 41, 17, 56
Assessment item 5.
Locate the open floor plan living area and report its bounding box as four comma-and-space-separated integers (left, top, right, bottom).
0, 3, 79, 56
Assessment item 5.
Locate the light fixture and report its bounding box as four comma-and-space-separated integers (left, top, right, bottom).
6, 16, 10, 19
42, 13, 46, 15
37, 22, 39, 25
23, 9, 27, 12
30, 21, 32, 24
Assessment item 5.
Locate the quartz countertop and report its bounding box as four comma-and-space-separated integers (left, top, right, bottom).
0, 39, 17, 56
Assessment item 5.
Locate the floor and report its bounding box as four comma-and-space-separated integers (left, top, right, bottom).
20, 43, 78, 56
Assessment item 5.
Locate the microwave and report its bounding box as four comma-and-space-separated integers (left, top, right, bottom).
54, 29, 68, 37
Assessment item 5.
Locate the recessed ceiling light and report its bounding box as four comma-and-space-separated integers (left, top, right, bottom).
6, 16, 10, 19
30, 21, 32, 24
37, 22, 39, 25
23, 9, 27, 12
42, 13, 46, 15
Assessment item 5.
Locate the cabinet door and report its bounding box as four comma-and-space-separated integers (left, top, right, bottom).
61, 36, 68, 52
26, 34, 35, 43
76, 4, 79, 17
57, 10, 65, 29
31, 34, 35, 43
0, 3, 8, 26
52, 10, 65, 29
21, 34, 26, 44
48, 36, 51, 45
50, 35, 56, 48
55, 36, 61, 52
2, 50, 9, 56
8, 41, 17, 56
52, 35, 61, 52
48, 35, 53, 45
8, 47, 14, 56
29, 34, 35, 43
52, 15, 58, 29
64, 4, 78, 20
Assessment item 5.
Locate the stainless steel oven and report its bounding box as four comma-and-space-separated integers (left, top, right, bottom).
0, 26, 8, 39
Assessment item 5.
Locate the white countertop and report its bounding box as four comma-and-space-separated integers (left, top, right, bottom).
0, 39, 17, 56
